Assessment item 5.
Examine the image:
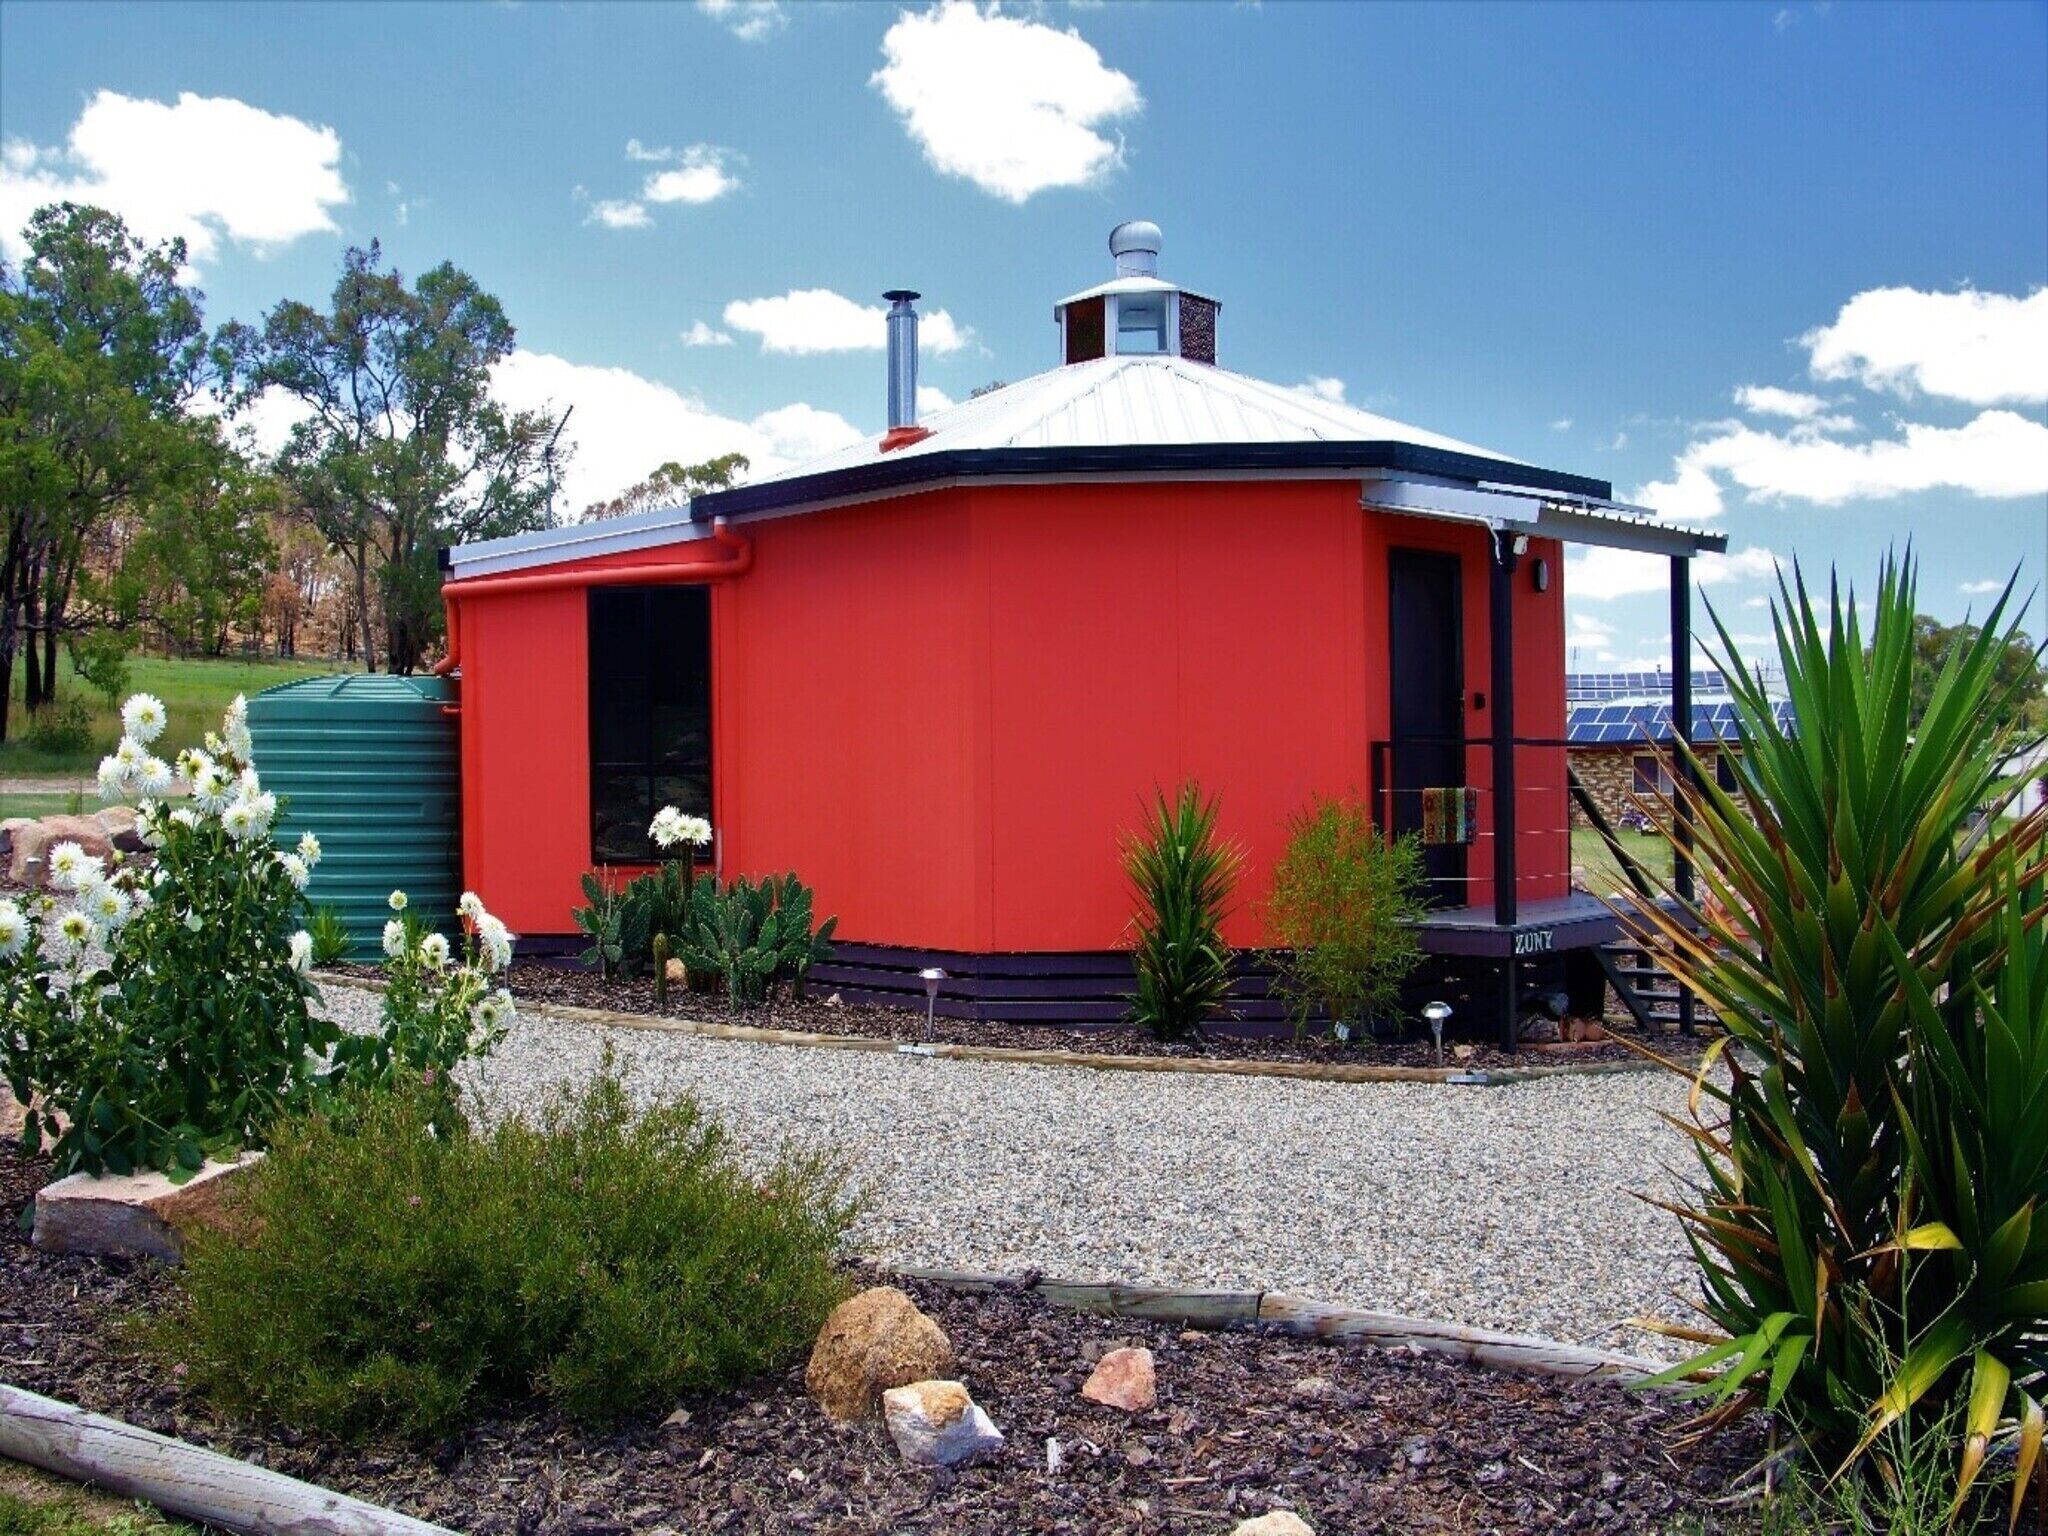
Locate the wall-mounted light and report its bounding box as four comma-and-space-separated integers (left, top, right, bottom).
1511, 533, 1531, 557
1532, 558, 1551, 593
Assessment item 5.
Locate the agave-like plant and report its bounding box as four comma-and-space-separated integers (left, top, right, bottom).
1627, 553, 2047, 1524
1123, 783, 1243, 1041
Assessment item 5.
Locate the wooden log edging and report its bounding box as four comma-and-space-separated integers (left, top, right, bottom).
892, 1266, 1678, 1386
0, 1383, 456, 1536
313, 973, 1663, 1089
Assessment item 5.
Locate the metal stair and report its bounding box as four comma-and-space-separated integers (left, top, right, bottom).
1594, 940, 1696, 1035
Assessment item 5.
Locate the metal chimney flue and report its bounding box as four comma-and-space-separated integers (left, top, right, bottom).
884, 289, 920, 430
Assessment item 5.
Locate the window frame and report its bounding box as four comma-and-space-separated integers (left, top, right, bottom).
586, 585, 715, 866
1631, 753, 1674, 797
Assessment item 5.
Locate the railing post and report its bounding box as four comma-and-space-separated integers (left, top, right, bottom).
1670, 557, 1698, 1036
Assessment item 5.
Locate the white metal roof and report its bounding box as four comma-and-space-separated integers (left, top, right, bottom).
745, 353, 1514, 485
1052, 274, 1216, 310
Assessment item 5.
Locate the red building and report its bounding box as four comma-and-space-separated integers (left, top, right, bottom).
439, 224, 1723, 1039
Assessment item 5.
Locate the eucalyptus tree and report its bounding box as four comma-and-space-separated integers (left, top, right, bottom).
227, 243, 569, 673
0, 203, 216, 739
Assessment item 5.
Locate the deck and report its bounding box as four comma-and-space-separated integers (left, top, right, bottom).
1409, 890, 1676, 958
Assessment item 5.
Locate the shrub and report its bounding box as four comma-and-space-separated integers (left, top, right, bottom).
1632, 557, 2048, 1517
23, 698, 93, 754
681, 872, 837, 1008
1, 694, 334, 1176
1265, 798, 1426, 1039
163, 1060, 856, 1439
67, 627, 132, 708
1122, 783, 1242, 1041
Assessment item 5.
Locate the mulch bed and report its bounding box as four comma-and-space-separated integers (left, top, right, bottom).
325, 960, 1713, 1075
1, 1142, 1772, 1534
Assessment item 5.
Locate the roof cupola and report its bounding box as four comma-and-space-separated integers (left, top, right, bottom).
1055, 220, 1218, 367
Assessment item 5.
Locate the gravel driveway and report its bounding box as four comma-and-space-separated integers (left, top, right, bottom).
320, 984, 1707, 1359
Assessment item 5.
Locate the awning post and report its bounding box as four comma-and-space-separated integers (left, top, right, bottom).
1670, 557, 1698, 1036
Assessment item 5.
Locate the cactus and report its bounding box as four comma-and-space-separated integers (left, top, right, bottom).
652, 932, 672, 1009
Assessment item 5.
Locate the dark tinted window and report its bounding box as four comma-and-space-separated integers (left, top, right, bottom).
589, 587, 712, 863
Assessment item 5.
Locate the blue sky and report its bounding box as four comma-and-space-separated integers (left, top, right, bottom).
4, 0, 2044, 667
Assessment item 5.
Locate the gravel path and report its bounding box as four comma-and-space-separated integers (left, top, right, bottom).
320, 983, 1708, 1360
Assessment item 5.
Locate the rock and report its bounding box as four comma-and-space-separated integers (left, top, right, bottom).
0, 1081, 25, 1141
880, 1379, 1003, 1467
95, 805, 147, 853
1231, 1514, 1315, 1536
33, 1152, 264, 1263
1081, 1346, 1156, 1412
1288, 1374, 1335, 1403
6, 820, 53, 885
0, 816, 31, 862
805, 1286, 955, 1421
1517, 1014, 1563, 1044
12, 815, 114, 886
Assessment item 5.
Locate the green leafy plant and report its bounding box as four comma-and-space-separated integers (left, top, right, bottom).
160, 1058, 856, 1439
679, 872, 837, 1009
620, 858, 693, 976
1122, 783, 1242, 1042
325, 890, 515, 1102
1264, 798, 1426, 1039
305, 903, 352, 966
572, 870, 638, 980
651, 931, 673, 1010
1629, 556, 2048, 1522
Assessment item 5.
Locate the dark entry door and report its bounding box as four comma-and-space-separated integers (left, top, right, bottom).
1388, 550, 1466, 907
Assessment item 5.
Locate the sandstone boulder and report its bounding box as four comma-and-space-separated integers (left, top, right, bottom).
10, 815, 114, 887
881, 1379, 1003, 1467
1231, 1514, 1315, 1536
1081, 1345, 1157, 1412
33, 1152, 263, 1264
806, 1286, 955, 1421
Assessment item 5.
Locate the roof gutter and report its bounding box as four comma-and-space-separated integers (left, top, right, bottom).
432, 519, 751, 677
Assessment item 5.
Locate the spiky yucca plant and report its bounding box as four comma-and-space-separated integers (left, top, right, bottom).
1123, 783, 1243, 1041
1630, 555, 2046, 1525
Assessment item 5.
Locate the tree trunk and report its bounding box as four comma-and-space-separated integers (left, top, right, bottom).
353, 544, 377, 674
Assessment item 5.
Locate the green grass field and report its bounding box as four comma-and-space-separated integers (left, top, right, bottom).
3, 652, 345, 779
0, 1466, 199, 1536
1570, 824, 1674, 895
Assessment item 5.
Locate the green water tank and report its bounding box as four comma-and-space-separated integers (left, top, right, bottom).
246, 674, 461, 955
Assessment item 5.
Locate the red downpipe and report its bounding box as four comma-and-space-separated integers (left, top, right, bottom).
433, 519, 751, 677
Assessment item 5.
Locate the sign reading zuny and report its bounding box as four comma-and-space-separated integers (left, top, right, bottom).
1513, 927, 1556, 956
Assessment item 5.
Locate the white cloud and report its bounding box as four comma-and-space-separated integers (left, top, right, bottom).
191, 385, 315, 460
587, 198, 651, 229
1632, 409, 2048, 517
625, 138, 671, 162
641, 145, 739, 205
722, 288, 970, 355
1290, 376, 1347, 404
0, 89, 348, 265
1960, 578, 2007, 596
1570, 612, 1616, 639
872, 1, 1142, 203
1733, 384, 1829, 420
917, 384, 955, 414
1802, 285, 2048, 406
697, 0, 786, 41
1567, 544, 1781, 603
1549, 418, 1573, 432
490, 350, 863, 516
681, 320, 734, 347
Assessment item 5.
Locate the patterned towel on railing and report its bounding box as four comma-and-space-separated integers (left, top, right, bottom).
1421, 786, 1480, 846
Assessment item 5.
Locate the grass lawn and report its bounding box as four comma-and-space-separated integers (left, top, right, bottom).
0, 792, 86, 821
1570, 824, 1674, 896
0, 1465, 200, 1536
2, 652, 346, 778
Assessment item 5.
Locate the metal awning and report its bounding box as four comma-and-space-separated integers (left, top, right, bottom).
1358, 472, 1725, 557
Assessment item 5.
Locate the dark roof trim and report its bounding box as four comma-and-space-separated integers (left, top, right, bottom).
691, 441, 1613, 522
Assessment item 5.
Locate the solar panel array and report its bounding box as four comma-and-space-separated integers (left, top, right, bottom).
1566, 697, 1797, 746
1565, 670, 1726, 702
